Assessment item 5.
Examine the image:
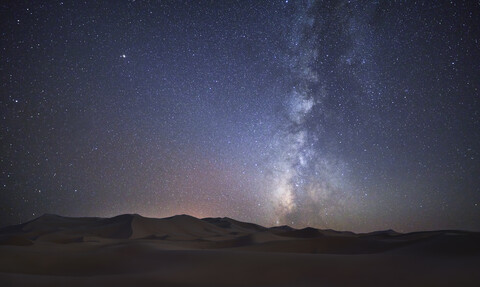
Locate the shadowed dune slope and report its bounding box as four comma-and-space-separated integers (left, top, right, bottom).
1, 214, 480, 287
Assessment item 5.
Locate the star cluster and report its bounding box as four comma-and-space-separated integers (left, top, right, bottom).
1, 1, 479, 232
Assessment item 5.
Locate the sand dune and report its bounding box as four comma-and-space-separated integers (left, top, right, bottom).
1, 214, 479, 286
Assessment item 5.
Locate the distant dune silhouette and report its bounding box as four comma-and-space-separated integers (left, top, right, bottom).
1, 214, 479, 286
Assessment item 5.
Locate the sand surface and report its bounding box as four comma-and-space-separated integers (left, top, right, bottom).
1, 214, 479, 286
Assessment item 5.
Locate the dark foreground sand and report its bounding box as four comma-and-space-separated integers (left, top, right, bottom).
1, 214, 479, 286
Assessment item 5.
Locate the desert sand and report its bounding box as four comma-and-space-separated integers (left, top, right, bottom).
1, 214, 479, 286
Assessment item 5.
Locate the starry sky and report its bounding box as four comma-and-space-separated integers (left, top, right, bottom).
1, 0, 479, 232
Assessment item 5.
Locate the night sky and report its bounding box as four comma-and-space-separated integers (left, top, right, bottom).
1, 0, 479, 232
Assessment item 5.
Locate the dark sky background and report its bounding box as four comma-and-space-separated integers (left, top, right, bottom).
1, 0, 479, 232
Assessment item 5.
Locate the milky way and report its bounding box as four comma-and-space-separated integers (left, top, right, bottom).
265, 1, 352, 227
1, 1, 479, 232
